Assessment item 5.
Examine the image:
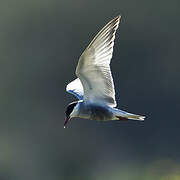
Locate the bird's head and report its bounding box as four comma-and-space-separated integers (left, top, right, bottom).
64, 101, 78, 128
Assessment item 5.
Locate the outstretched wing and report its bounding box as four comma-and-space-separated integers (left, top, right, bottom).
66, 78, 84, 100
76, 16, 120, 107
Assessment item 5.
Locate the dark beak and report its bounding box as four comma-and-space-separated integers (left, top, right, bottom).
64, 117, 70, 128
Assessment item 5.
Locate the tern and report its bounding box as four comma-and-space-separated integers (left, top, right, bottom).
64, 16, 145, 128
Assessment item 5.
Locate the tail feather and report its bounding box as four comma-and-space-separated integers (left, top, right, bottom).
125, 113, 145, 121
114, 109, 145, 121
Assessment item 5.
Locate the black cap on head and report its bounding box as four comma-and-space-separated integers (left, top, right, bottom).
65, 101, 78, 118
64, 102, 77, 128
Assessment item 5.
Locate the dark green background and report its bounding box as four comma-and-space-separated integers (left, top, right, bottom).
0, 0, 180, 179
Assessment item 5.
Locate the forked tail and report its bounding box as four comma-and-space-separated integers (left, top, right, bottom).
114, 109, 145, 121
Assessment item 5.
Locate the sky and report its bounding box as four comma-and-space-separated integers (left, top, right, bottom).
0, 0, 180, 179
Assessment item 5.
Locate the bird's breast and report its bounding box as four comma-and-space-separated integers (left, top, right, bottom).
78, 102, 113, 121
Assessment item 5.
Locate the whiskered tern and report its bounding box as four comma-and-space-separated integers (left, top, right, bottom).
65, 16, 145, 128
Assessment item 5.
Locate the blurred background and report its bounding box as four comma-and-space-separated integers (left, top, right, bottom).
0, 0, 180, 179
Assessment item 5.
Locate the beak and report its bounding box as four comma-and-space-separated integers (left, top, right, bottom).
64, 117, 70, 128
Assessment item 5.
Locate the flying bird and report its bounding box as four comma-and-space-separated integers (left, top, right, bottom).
64, 16, 145, 128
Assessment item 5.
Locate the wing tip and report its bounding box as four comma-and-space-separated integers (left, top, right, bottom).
115, 15, 121, 19
66, 82, 71, 92
113, 15, 121, 22
110, 15, 121, 31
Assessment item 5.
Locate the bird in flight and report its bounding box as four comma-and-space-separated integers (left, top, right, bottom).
64, 16, 145, 128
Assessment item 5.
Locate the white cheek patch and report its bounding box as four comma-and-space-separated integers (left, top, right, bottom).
70, 104, 79, 118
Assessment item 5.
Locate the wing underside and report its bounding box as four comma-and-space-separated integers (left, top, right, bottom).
75, 16, 121, 107
66, 78, 84, 100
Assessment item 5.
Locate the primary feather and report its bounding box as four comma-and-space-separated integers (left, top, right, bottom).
75, 16, 121, 107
